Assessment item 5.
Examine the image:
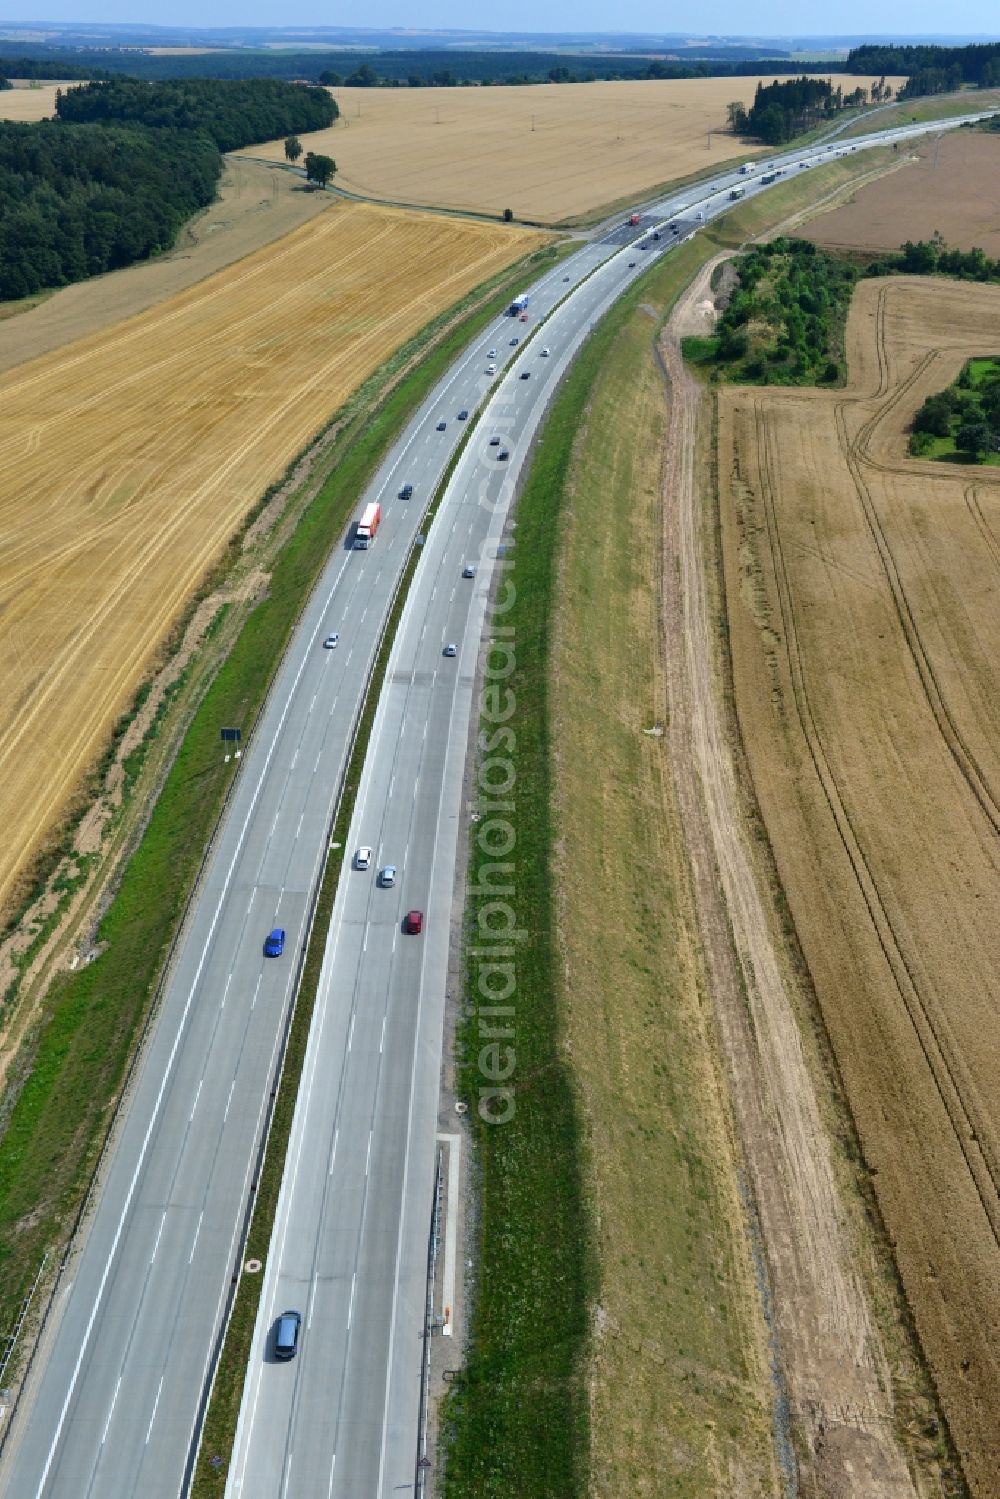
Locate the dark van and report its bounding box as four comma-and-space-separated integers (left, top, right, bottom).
274, 1310, 301, 1360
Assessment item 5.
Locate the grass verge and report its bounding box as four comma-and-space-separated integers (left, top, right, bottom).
443, 235, 776, 1496
0, 238, 565, 1355
443, 143, 950, 1497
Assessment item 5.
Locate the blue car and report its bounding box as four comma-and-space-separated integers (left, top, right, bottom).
264, 927, 286, 957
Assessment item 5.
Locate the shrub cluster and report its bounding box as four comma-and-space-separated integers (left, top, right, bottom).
910, 360, 1000, 459
686, 238, 857, 385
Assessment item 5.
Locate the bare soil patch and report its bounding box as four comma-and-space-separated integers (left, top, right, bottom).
802, 130, 1000, 255
246, 75, 900, 224
0, 156, 335, 373
0, 203, 541, 924
719, 275, 1000, 1496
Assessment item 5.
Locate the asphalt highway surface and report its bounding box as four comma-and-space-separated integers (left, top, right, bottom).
1, 105, 994, 1499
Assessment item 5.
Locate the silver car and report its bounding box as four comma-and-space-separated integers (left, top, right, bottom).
378, 864, 396, 887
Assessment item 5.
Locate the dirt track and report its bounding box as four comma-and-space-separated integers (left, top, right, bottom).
660, 264, 921, 1497
719, 276, 1000, 1495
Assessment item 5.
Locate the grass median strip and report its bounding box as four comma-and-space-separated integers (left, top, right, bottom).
0, 240, 562, 1370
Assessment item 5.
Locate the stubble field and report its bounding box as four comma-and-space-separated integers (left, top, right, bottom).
0, 201, 540, 921
803, 129, 1000, 255
0, 82, 79, 121
719, 275, 1000, 1495
246, 75, 901, 224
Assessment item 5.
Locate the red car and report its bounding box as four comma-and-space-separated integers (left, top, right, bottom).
405, 910, 424, 935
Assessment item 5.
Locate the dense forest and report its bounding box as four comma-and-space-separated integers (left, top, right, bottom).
729, 75, 892, 145
0, 78, 336, 303
0, 46, 835, 87
0, 120, 221, 300
848, 41, 1000, 96
55, 77, 336, 152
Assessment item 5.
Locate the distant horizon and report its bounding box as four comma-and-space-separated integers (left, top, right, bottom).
2, 14, 1000, 45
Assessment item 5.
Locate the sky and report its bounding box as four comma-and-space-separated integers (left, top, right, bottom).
8, 2, 1000, 36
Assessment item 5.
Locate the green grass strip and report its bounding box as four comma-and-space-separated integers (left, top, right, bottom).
442, 319, 621, 1499
0, 241, 563, 1352
442, 239, 715, 1497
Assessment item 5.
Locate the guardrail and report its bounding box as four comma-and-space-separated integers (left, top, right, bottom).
415, 1148, 444, 1496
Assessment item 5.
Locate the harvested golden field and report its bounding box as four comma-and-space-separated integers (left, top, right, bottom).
247, 75, 901, 224
0, 82, 80, 121
719, 276, 1000, 1496
0, 202, 541, 920
803, 129, 1000, 255
0, 157, 333, 375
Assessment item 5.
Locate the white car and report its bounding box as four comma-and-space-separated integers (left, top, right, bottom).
486, 364, 497, 375
541, 347, 550, 357
355, 846, 372, 870
487, 348, 497, 357
444, 643, 458, 658
323, 633, 339, 648
378, 864, 396, 887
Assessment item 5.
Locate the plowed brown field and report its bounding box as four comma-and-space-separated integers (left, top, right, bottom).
803, 129, 1000, 255
246, 75, 901, 224
0, 201, 540, 920
719, 276, 1000, 1496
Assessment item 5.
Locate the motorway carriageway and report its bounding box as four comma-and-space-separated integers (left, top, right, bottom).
1, 105, 994, 1499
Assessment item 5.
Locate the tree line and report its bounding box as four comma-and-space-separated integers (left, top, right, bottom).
727, 75, 894, 145
55, 77, 336, 153
847, 41, 1000, 97
0, 121, 221, 300
0, 78, 337, 303
864, 236, 1000, 283
0, 44, 845, 88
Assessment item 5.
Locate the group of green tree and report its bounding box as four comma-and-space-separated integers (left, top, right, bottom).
683, 238, 859, 386
864, 235, 1000, 283
55, 76, 335, 153
727, 75, 894, 145
283, 134, 336, 187
847, 41, 1000, 96
910, 359, 1000, 460
0, 120, 221, 300
0, 78, 337, 303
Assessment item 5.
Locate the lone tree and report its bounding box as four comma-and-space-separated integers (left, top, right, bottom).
284, 135, 302, 164
304, 152, 336, 189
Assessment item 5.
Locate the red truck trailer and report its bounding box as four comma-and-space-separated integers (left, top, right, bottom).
355, 500, 381, 549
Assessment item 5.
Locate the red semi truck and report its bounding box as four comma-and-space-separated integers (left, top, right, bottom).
355, 500, 381, 549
